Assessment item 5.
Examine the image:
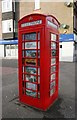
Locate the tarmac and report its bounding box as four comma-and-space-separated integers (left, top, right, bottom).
0, 59, 76, 119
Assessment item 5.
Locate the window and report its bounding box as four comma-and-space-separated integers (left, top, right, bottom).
2, 0, 12, 13
2, 19, 13, 33
60, 45, 62, 48
35, 0, 40, 10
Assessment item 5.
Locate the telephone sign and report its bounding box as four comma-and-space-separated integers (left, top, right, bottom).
18, 13, 60, 111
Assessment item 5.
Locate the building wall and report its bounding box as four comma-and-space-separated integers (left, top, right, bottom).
59, 42, 74, 62
0, 1, 2, 39
19, 2, 35, 19
19, 2, 73, 34
41, 2, 73, 34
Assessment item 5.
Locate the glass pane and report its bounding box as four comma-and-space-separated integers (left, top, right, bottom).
38, 41, 40, 49
26, 82, 37, 90
26, 67, 37, 74
38, 76, 40, 83
51, 66, 56, 73
22, 74, 24, 80
26, 89, 37, 97
52, 50, 56, 56
51, 34, 56, 41
50, 87, 55, 96
38, 32, 40, 40
26, 50, 36, 58
26, 74, 37, 82
51, 42, 56, 49
25, 58, 37, 65
22, 34, 25, 40
24, 33, 36, 40
51, 58, 56, 65
22, 66, 25, 72
38, 92, 40, 98
50, 81, 55, 89
38, 68, 40, 75
38, 59, 40, 66
22, 43, 24, 49
25, 42, 36, 49
22, 51, 24, 57
51, 74, 56, 80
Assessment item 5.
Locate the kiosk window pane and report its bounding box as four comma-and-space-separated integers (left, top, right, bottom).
38, 68, 40, 75
51, 34, 56, 41
51, 66, 56, 73
26, 89, 37, 97
25, 50, 40, 58
50, 87, 55, 96
24, 32, 36, 40
26, 74, 37, 82
26, 82, 37, 90
50, 81, 55, 89
22, 51, 24, 57
51, 42, 56, 49
26, 67, 37, 74
38, 41, 40, 49
52, 50, 56, 56
25, 58, 37, 66
51, 74, 56, 80
26, 50, 37, 58
38, 32, 40, 40
51, 58, 56, 65
25, 42, 36, 49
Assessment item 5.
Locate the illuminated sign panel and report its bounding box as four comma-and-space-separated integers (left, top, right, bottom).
48, 20, 58, 29
21, 20, 42, 27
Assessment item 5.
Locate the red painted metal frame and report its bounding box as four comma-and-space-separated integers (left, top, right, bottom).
18, 13, 60, 111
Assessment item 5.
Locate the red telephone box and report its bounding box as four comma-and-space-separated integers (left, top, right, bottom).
18, 13, 60, 111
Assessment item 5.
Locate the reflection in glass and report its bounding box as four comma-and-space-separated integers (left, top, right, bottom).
26, 89, 37, 97
50, 81, 55, 89
51, 66, 56, 73
22, 43, 24, 49
38, 32, 40, 40
51, 34, 56, 41
51, 74, 56, 80
23, 66, 24, 72
38, 92, 40, 98
22, 74, 24, 80
26, 74, 37, 82
38, 77, 40, 83
38, 59, 40, 66
38, 41, 40, 49
26, 67, 36, 74
22, 34, 25, 40
51, 42, 56, 49
26, 82, 37, 90
50, 88, 55, 96
25, 42, 36, 49
38, 68, 40, 75
51, 58, 56, 65
22, 51, 24, 57
24, 33, 36, 40
52, 50, 56, 56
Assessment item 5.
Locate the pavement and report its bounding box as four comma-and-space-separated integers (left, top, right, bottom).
0, 59, 76, 119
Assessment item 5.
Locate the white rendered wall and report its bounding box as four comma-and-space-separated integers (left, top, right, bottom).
59, 42, 74, 62
0, 45, 4, 57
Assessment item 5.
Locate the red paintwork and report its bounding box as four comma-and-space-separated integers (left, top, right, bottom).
18, 13, 60, 111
